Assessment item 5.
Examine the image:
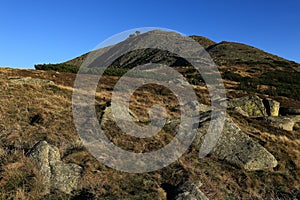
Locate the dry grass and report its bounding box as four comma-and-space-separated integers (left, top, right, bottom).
0, 67, 299, 199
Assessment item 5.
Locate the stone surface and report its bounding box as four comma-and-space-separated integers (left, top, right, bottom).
263, 98, 280, 116
293, 115, 300, 122
195, 115, 278, 171
264, 116, 296, 131
51, 162, 82, 194
228, 95, 267, 117
175, 182, 208, 200
9, 77, 54, 86
101, 102, 278, 171
29, 141, 82, 194
294, 122, 300, 131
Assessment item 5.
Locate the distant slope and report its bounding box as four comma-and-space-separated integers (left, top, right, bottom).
189, 35, 216, 49
64, 45, 114, 67
59, 32, 299, 74
207, 41, 300, 72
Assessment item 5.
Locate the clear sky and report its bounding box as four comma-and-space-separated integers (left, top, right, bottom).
1, 0, 299, 68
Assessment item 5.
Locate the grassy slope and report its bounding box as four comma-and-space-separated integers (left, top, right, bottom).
0, 67, 299, 199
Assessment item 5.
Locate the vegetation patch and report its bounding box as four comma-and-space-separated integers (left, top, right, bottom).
238, 71, 300, 100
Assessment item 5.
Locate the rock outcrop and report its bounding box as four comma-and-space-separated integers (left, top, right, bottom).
195, 114, 278, 171
263, 98, 280, 116
9, 77, 54, 86
29, 141, 82, 194
228, 95, 267, 117
100, 102, 278, 171
175, 182, 208, 200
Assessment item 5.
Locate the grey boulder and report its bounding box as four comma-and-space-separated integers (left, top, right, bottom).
29, 141, 82, 194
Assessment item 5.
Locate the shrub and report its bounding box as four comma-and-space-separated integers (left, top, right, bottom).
237, 71, 300, 100
35, 63, 79, 73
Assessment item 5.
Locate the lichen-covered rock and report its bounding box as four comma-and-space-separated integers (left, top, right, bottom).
228, 95, 267, 117
264, 116, 296, 131
29, 141, 52, 193
263, 98, 280, 116
292, 115, 300, 123
29, 141, 82, 194
51, 162, 82, 194
175, 182, 208, 200
195, 115, 278, 171
9, 77, 54, 86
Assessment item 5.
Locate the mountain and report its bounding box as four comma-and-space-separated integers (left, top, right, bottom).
61, 31, 299, 75
1, 30, 299, 199
35, 30, 300, 101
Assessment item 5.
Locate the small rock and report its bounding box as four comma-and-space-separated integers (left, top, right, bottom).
264, 116, 296, 131
175, 182, 208, 200
294, 122, 300, 131
293, 115, 300, 122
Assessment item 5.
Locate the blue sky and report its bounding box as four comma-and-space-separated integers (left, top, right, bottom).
1, 0, 299, 68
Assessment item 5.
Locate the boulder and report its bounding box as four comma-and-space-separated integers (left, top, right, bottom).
228, 95, 267, 117
263, 98, 280, 116
175, 182, 208, 200
195, 115, 278, 171
29, 141, 82, 194
264, 116, 296, 131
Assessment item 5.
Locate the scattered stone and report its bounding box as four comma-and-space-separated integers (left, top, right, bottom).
175, 182, 208, 200
293, 115, 300, 123
263, 98, 280, 116
294, 122, 300, 131
228, 95, 267, 117
29, 141, 82, 194
264, 116, 296, 131
100, 105, 139, 125
174, 101, 211, 116
233, 107, 250, 117
9, 77, 54, 86
195, 117, 278, 171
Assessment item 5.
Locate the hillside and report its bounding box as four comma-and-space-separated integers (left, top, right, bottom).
207, 41, 300, 73
35, 31, 300, 101
0, 66, 299, 199
1, 30, 300, 199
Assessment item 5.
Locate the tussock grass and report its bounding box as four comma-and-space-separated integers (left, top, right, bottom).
0, 68, 299, 199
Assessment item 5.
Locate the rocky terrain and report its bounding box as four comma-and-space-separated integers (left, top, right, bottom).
0, 31, 300, 199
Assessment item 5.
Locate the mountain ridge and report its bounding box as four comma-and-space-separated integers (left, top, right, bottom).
60, 33, 299, 73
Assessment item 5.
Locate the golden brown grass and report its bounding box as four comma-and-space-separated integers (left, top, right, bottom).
0, 67, 299, 199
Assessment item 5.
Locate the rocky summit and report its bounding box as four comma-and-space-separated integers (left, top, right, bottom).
0, 31, 299, 199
